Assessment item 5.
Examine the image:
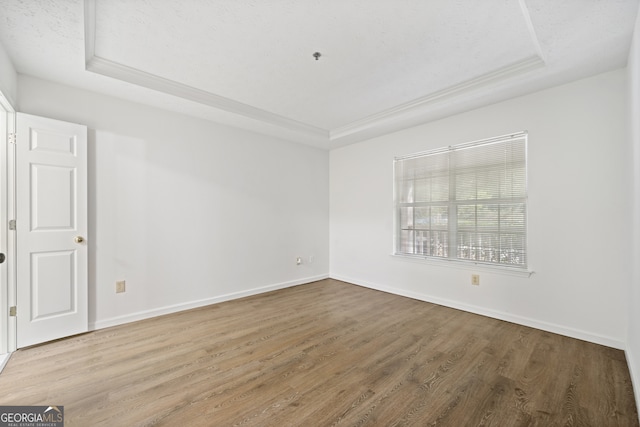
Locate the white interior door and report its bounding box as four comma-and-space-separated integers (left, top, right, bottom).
16, 113, 87, 348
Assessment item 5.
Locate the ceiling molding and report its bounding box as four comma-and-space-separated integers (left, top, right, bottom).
83, 0, 95, 62
83, 0, 328, 140
329, 54, 546, 141
85, 55, 329, 139
518, 0, 547, 63
83, 0, 546, 146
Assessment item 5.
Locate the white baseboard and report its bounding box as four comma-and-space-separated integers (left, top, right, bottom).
0, 353, 10, 374
90, 274, 329, 331
331, 274, 625, 350
626, 347, 640, 424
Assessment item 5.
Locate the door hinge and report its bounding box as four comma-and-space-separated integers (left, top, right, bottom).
8, 132, 16, 144
8, 220, 15, 230
9, 306, 16, 317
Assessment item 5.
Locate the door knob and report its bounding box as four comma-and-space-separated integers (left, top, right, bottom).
74, 236, 85, 244
0, 253, 5, 263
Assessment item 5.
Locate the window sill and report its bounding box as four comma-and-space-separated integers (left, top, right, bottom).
390, 253, 534, 277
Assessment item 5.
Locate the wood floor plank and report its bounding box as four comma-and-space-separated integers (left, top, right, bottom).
0, 279, 637, 426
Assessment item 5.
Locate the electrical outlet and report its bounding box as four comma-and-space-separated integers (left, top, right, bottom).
116, 280, 126, 293
309, 255, 315, 264
471, 274, 480, 286
296, 257, 302, 265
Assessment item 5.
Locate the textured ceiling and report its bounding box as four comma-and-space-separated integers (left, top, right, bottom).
0, 0, 638, 148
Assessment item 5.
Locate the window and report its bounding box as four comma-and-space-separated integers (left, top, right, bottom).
394, 132, 528, 269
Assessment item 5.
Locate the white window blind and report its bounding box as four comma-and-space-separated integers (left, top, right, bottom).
394, 132, 528, 269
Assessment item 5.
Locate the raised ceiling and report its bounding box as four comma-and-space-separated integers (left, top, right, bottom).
0, 0, 638, 148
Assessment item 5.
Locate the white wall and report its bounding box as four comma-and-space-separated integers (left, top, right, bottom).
627, 8, 640, 419
0, 41, 17, 106
330, 69, 630, 349
18, 75, 329, 329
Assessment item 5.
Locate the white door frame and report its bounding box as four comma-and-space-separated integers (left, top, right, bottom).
0, 88, 16, 360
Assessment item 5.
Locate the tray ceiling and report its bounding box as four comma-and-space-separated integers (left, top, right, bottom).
0, 0, 638, 148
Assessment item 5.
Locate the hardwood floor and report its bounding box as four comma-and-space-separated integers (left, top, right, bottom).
0, 279, 637, 426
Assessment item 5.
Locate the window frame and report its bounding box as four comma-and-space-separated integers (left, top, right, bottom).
393, 132, 530, 273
